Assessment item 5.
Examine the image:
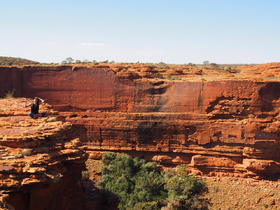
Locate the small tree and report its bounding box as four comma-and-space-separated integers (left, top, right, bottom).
165, 174, 209, 209
99, 153, 209, 210
203, 60, 210, 66
61, 57, 74, 64
210, 63, 220, 69
99, 153, 167, 210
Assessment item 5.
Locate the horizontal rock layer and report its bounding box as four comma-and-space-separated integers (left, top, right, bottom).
1, 64, 280, 179
0, 98, 87, 210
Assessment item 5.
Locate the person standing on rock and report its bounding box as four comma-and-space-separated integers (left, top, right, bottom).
29, 97, 46, 119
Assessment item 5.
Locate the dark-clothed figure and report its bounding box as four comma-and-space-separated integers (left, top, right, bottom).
29, 97, 46, 119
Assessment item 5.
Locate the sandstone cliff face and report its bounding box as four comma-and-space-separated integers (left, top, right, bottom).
1, 64, 280, 179
0, 98, 86, 210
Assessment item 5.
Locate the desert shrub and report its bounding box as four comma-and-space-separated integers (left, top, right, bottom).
99, 153, 209, 210
224, 66, 239, 73
176, 164, 188, 174
21, 148, 32, 156
209, 63, 220, 69
4, 89, 16, 98
166, 75, 181, 80
0, 56, 38, 65
157, 62, 170, 69
133, 201, 163, 210
155, 73, 164, 79
99, 153, 166, 210
263, 77, 279, 81
165, 174, 209, 210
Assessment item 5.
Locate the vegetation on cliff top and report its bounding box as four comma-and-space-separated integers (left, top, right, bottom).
0, 56, 39, 65
98, 153, 209, 210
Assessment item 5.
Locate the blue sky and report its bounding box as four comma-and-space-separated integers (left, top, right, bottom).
1, 0, 279, 64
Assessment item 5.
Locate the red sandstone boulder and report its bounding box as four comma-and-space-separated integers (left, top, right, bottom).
152, 155, 172, 164
243, 159, 280, 176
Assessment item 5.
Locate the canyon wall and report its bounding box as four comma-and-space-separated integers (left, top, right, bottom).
1, 65, 280, 179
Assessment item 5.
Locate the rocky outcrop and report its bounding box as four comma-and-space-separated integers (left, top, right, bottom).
0, 98, 87, 210
1, 63, 280, 179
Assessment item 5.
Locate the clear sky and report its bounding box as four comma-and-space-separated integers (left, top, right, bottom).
1, 0, 280, 64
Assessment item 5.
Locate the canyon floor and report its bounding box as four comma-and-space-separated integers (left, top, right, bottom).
204, 177, 280, 210
86, 158, 280, 210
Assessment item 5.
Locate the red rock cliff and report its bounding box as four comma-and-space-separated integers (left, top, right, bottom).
1, 64, 280, 179
0, 98, 87, 210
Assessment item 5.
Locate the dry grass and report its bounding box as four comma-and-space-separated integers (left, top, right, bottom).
205, 177, 280, 210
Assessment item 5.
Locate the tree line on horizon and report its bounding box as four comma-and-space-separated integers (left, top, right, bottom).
0, 56, 256, 67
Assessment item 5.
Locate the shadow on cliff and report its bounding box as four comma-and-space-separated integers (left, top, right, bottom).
259, 82, 280, 112
82, 180, 119, 210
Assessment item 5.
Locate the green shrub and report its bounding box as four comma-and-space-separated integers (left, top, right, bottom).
165, 174, 209, 210
166, 75, 181, 80
263, 77, 278, 81
99, 153, 209, 210
224, 66, 239, 73
133, 201, 163, 210
99, 153, 166, 210
157, 62, 170, 69
155, 73, 164, 79
210, 63, 220, 69
4, 89, 16, 98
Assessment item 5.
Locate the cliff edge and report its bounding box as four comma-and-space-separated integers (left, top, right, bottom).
0, 98, 86, 210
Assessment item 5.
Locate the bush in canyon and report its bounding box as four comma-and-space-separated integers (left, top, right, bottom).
99, 153, 209, 210
99, 153, 166, 209
165, 173, 209, 210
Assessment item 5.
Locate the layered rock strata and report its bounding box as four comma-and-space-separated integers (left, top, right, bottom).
1, 64, 280, 179
0, 98, 86, 210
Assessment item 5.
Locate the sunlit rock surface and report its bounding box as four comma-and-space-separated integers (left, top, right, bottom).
0, 63, 280, 179
0, 98, 86, 210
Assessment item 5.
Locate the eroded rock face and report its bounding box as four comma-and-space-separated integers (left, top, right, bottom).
1, 64, 280, 179
0, 98, 87, 210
